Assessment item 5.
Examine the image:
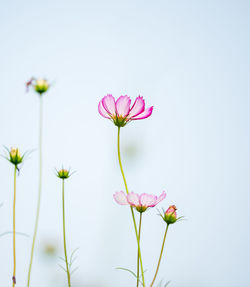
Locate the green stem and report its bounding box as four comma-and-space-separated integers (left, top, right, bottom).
137, 212, 142, 287
12, 166, 17, 287
117, 127, 146, 287
27, 96, 43, 287
62, 179, 71, 287
150, 225, 169, 287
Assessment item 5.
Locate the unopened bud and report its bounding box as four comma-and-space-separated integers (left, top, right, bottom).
57, 169, 70, 179
9, 148, 23, 166
35, 79, 49, 94
164, 205, 177, 224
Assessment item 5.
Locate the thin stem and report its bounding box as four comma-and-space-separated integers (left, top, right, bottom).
137, 212, 142, 287
62, 179, 71, 287
150, 225, 169, 287
117, 127, 129, 192
117, 127, 146, 287
12, 166, 17, 287
27, 96, 43, 287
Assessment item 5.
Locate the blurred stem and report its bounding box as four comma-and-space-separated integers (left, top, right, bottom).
12, 166, 17, 287
27, 96, 43, 287
62, 179, 71, 287
117, 127, 146, 287
137, 212, 142, 287
150, 224, 169, 287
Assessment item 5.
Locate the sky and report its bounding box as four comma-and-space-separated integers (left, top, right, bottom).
0, 0, 250, 286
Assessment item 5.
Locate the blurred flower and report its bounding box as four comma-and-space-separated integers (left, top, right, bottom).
26, 78, 49, 95
113, 191, 166, 213
163, 205, 178, 224
56, 168, 73, 179
43, 243, 58, 256
35, 79, 49, 94
98, 94, 153, 127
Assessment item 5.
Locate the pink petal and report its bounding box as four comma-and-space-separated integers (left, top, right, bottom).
113, 191, 128, 205
115, 95, 131, 117
131, 106, 153, 120
127, 192, 140, 207
155, 191, 166, 205
166, 209, 177, 217
166, 205, 177, 216
128, 96, 145, 118
139, 193, 158, 207
98, 101, 111, 119
102, 94, 116, 116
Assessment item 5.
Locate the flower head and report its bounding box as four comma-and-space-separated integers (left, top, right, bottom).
2, 147, 25, 167
98, 94, 153, 127
163, 205, 178, 224
2, 146, 32, 170
56, 168, 74, 179
113, 191, 166, 213
9, 148, 23, 166
26, 78, 49, 95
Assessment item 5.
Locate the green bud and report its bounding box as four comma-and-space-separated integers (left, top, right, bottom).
57, 169, 70, 179
9, 148, 23, 166
35, 79, 49, 94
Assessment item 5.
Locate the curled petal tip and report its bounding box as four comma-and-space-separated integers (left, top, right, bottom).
131, 106, 153, 120
128, 96, 145, 118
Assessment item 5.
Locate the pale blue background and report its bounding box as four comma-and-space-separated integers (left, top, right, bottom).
0, 0, 250, 286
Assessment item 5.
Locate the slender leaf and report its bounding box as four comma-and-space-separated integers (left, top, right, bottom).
71, 266, 79, 276
116, 267, 143, 286
70, 247, 79, 264
58, 263, 66, 272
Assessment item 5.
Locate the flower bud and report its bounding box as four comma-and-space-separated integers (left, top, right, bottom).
34, 79, 49, 94
57, 169, 70, 179
9, 148, 23, 166
164, 205, 177, 224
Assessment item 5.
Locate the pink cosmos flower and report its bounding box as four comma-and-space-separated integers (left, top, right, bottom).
98, 94, 153, 127
113, 191, 166, 212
